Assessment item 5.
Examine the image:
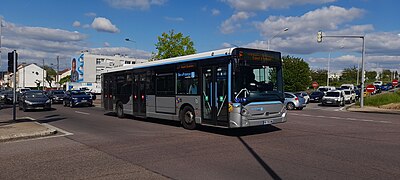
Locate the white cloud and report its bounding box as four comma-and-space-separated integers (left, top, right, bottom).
72, 21, 81, 27
89, 47, 152, 59
164, 17, 184, 22
220, 11, 255, 34
222, 0, 336, 11
211, 9, 220, 16
105, 0, 166, 10
91, 17, 120, 33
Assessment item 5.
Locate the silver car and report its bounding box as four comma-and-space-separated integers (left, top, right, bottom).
284, 92, 306, 110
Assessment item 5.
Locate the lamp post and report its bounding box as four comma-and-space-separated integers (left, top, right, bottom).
267, 28, 289, 50
327, 52, 331, 86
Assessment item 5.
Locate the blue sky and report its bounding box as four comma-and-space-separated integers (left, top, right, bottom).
0, 0, 399, 74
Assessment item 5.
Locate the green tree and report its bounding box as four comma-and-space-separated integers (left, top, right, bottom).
340, 66, 358, 84
153, 29, 196, 60
381, 69, 392, 82
282, 55, 311, 92
44, 66, 57, 88
310, 69, 327, 86
365, 70, 377, 83
59, 75, 71, 85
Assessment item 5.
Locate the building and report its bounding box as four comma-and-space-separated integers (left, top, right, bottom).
67, 52, 147, 93
7, 63, 54, 89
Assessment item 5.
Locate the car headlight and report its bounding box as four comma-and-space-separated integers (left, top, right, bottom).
25, 100, 33, 105
46, 99, 51, 103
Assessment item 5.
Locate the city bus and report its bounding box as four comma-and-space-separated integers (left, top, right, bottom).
102, 47, 287, 129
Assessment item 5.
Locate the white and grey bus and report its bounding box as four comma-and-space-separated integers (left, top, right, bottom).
102, 47, 287, 129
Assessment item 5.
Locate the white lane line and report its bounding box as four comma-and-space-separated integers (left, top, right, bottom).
290, 113, 392, 124
75, 111, 90, 115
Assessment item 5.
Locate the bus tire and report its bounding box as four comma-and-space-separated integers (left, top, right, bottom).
116, 101, 124, 118
180, 106, 196, 130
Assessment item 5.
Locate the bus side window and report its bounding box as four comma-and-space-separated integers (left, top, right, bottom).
177, 71, 198, 95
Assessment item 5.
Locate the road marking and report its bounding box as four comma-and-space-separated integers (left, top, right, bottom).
75, 111, 90, 115
290, 113, 392, 124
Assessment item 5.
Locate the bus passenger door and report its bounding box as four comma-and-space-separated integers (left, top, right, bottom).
103, 77, 113, 111
201, 65, 229, 126
133, 74, 146, 117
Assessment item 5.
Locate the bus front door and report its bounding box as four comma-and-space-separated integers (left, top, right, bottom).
202, 65, 229, 126
133, 74, 146, 117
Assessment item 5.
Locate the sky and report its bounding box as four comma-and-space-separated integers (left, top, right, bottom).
0, 0, 399, 74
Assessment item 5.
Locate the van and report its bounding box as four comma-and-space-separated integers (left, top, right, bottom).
340, 84, 355, 90
373, 81, 383, 86
318, 86, 336, 94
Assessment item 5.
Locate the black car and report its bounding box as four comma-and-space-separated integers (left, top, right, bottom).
0, 90, 14, 105
48, 90, 66, 104
18, 90, 51, 111
309, 91, 324, 102
63, 90, 93, 107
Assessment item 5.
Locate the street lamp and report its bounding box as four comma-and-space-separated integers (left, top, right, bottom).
267, 28, 289, 50
125, 38, 135, 43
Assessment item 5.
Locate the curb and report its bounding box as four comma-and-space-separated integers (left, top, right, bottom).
346, 104, 400, 115
0, 124, 58, 143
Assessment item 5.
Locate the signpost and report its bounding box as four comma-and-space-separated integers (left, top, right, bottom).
366, 84, 376, 93
392, 79, 398, 87
312, 81, 319, 89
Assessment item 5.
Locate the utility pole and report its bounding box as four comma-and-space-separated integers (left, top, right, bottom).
57, 56, 59, 90
0, 17, 3, 68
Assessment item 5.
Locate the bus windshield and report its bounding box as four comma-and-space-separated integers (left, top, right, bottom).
234, 65, 283, 103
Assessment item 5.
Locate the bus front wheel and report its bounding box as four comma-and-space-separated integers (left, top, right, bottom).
180, 106, 196, 130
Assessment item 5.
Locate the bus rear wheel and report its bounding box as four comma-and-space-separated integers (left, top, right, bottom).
116, 102, 124, 118
180, 106, 196, 130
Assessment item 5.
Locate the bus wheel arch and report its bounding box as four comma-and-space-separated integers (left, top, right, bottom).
116, 101, 124, 118
179, 104, 196, 130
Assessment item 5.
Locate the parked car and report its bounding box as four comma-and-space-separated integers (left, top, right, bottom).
373, 81, 383, 86
343, 89, 356, 104
63, 90, 93, 107
321, 90, 345, 107
374, 85, 381, 94
284, 92, 306, 110
295, 92, 310, 104
0, 90, 14, 105
340, 84, 355, 90
309, 91, 324, 102
354, 89, 361, 100
18, 90, 51, 111
48, 90, 66, 104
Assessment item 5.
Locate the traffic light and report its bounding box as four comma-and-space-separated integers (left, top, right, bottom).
7, 51, 18, 73
317, 31, 323, 43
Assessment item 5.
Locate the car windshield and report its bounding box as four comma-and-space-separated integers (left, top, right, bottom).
311, 92, 322, 96
234, 65, 283, 102
326, 92, 340, 97
71, 91, 86, 95
25, 92, 46, 98
319, 88, 328, 92
53, 91, 65, 94
341, 86, 350, 89
344, 91, 351, 95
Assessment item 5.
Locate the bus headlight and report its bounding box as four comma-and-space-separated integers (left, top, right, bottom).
241, 108, 250, 116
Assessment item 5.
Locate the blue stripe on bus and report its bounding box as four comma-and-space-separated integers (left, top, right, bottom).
247, 101, 282, 105
129, 54, 229, 70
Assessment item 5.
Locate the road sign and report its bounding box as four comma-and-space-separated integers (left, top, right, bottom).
392, 79, 398, 86
312, 81, 319, 88
366, 84, 376, 93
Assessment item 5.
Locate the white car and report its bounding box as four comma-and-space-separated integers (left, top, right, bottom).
321, 90, 345, 107
343, 89, 356, 103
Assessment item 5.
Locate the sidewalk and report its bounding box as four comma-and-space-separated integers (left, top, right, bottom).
347, 105, 400, 115
0, 112, 57, 142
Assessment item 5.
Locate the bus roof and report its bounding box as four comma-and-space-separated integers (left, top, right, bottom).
103, 47, 236, 74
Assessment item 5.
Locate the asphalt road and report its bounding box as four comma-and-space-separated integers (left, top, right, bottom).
1, 103, 399, 179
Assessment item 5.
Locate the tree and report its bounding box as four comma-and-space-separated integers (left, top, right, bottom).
310, 69, 327, 86
59, 75, 71, 85
365, 71, 377, 83
44, 66, 57, 88
282, 55, 311, 92
153, 29, 196, 60
381, 69, 392, 82
340, 66, 358, 84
